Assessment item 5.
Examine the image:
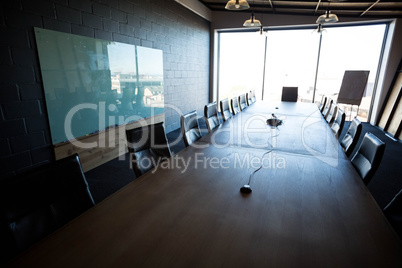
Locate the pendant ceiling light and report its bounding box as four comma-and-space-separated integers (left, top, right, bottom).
225, 0, 250, 10
316, 10, 338, 24
243, 11, 261, 27
313, 24, 326, 34
257, 25, 264, 35
257, 26, 268, 37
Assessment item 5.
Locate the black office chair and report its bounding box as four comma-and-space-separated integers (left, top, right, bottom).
318, 95, 327, 113
331, 108, 345, 139
322, 98, 333, 118
181, 110, 202, 147
383, 189, 402, 239
350, 132, 385, 185
251, 90, 256, 103
220, 98, 232, 122
325, 104, 338, 125
231, 97, 240, 115
340, 117, 362, 157
0, 154, 95, 262
281, 87, 298, 102
246, 92, 253, 106
126, 122, 172, 177
204, 102, 220, 133
239, 94, 247, 111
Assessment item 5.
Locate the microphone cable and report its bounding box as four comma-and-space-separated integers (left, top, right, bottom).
241, 122, 281, 194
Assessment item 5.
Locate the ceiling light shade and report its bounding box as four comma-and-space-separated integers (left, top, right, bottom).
316, 11, 338, 24
243, 12, 261, 27
225, 0, 250, 10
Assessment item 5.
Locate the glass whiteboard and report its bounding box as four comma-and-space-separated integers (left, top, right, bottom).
34, 27, 164, 144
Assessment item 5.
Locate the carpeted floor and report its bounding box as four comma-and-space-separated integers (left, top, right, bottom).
85, 119, 402, 209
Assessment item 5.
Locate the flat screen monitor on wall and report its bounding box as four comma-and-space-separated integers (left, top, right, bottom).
34, 27, 164, 145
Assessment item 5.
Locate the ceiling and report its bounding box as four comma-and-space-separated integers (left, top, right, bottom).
198, 0, 402, 18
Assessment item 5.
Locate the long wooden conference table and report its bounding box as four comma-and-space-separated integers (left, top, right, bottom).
9, 101, 402, 267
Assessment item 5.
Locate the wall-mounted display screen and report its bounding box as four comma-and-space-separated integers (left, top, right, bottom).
34, 27, 164, 144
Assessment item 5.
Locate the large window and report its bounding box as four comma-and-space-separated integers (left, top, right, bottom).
264, 29, 320, 103
217, 23, 387, 122
218, 31, 265, 102
316, 24, 386, 120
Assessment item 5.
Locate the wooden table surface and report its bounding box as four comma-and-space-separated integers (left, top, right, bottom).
8, 102, 402, 267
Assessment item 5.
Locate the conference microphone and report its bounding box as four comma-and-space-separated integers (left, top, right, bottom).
240, 164, 263, 195
266, 113, 283, 127
240, 184, 252, 194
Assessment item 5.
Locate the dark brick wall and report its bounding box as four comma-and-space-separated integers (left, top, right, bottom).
0, 0, 210, 179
